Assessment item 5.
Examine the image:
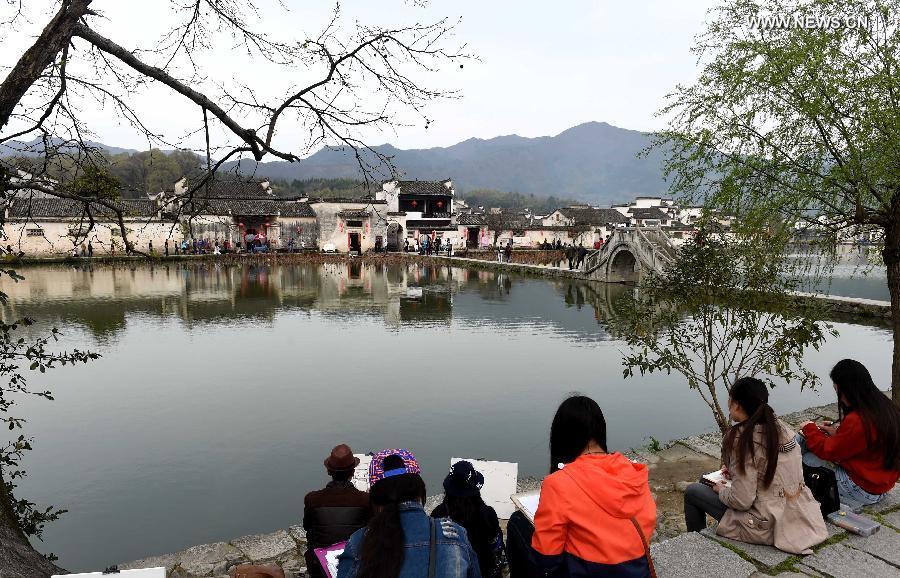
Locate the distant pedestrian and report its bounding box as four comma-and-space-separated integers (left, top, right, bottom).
80, 243, 87, 257
496, 243, 503, 263
164, 239, 169, 257
504, 240, 512, 263
149, 240, 153, 254
87, 242, 93, 258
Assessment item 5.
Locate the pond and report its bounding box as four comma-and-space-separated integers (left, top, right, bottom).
1, 259, 893, 571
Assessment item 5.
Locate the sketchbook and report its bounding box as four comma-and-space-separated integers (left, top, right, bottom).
701, 469, 733, 488
511, 489, 541, 524
315, 541, 347, 578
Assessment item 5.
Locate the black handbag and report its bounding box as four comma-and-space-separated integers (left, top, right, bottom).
802, 463, 840, 516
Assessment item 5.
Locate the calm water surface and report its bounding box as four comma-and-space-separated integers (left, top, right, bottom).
1, 261, 893, 571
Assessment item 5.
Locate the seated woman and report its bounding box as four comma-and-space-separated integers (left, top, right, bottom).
684, 377, 827, 554
431, 461, 506, 578
506, 395, 656, 578
337, 448, 482, 578
799, 359, 900, 507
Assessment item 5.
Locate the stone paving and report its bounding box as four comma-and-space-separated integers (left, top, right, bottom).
118, 400, 900, 578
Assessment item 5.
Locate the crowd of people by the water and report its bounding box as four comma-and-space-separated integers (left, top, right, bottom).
287, 358, 899, 578
404, 236, 454, 257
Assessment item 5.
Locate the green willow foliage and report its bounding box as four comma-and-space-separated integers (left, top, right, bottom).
609, 233, 835, 433
651, 0, 900, 401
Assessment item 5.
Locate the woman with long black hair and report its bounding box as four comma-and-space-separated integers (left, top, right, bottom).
800, 359, 900, 506
684, 377, 826, 553
336, 449, 482, 578
506, 395, 656, 577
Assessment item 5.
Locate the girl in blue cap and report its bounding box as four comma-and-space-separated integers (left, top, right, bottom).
337, 449, 482, 578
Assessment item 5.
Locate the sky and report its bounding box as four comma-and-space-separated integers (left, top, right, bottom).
1, 0, 720, 154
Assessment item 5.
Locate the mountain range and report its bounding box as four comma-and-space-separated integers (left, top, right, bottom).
1, 122, 671, 205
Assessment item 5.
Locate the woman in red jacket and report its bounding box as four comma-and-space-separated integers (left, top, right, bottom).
506, 395, 656, 578
800, 359, 900, 507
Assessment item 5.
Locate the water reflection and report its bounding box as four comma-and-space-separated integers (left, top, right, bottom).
1, 261, 888, 572
0, 262, 630, 340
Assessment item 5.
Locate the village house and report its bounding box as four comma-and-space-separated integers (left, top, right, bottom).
152, 177, 316, 251
378, 179, 461, 250
542, 205, 630, 245
2, 196, 175, 255
308, 197, 388, 254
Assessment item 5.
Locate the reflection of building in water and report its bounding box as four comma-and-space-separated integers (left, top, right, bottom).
0, 263, 630, 343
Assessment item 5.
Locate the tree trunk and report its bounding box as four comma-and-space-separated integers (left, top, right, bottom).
0, 0, 93, 130
0, 471, 63, 578
884, 213, 900, 406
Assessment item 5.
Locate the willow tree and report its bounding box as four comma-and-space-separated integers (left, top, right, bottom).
654, 0, 900, 402
610, 232, 834, 433
0, 1, 466, 574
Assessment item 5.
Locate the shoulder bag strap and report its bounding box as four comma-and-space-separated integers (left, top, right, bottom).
428, 517, 437, 578
561, 468, 657, 578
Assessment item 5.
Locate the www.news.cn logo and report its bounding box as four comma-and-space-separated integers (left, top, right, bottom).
749, 15, 871, 30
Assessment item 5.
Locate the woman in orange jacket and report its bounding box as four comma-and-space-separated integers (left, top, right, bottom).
506, 395, 656, 578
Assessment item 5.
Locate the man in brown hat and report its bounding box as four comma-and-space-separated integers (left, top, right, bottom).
302, 444, 370, 578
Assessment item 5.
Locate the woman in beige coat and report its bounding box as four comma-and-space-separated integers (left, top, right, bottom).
684, 377, 828, 554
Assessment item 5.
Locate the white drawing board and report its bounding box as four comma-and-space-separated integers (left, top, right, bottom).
450, 458, 518, 519
352, 454, 373, 491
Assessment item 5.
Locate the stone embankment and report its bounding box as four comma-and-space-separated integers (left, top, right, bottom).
118, 398, 900, 578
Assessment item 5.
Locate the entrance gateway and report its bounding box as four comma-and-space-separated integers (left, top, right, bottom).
348, 232, 361, 254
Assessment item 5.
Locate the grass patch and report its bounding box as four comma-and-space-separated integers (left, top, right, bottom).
704, 536, 760, 569
764, 555, 802, 575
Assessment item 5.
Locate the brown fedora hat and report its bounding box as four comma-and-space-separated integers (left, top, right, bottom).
324, 444, 360, 472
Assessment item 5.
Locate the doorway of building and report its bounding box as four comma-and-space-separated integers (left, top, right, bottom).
348, 232, 361, 254
467, 227, 480, 248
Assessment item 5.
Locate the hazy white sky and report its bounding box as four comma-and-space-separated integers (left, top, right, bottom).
2, 1, 720, 152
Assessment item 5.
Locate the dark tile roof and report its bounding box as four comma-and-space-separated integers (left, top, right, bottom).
396, 180, 452, 196
189, 179, 273, 200
7, 197, 158, 219
338, 209, 371, 219
187, 198, 282, 217
557, 207, 630, 226
457, 213, 487, 226
279, 202, 316, 218
629, 207, 669, 220
406, 219, 451, 228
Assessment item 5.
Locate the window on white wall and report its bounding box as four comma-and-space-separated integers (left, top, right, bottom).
26, 228, 44, 237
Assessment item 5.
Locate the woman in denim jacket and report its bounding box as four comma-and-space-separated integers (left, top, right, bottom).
337, 448, 482, 578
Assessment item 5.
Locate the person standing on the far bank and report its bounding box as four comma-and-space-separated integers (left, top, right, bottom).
164, 239, 169, 257
87, 241, 93, 258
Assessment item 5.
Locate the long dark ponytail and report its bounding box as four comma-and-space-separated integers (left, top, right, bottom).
830, 359, 900, 471
723, 377, 780, 488
357, 455, 427, 578
549, 395, 607, 473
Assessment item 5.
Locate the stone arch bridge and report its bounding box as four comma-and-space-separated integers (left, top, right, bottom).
581, 226, 677, 282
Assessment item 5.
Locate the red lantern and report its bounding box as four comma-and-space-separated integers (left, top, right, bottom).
339, 222, 343, 232
239, 222, 245, 228
411, 200, 418, 208
365, 221, 370, 233
437, 201, 444, 208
